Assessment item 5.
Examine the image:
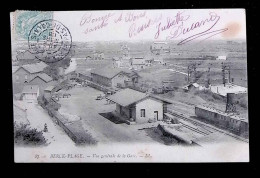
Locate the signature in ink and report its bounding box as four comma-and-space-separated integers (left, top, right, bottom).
155, 12, 228, 45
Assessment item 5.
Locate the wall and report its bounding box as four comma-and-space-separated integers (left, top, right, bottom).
91, 73, 112, 87
135, 98, 163, 124
22, 89, 39, 102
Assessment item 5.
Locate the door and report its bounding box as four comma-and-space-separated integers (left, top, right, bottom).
129, 108, 132, 119
154, 111, 158, 120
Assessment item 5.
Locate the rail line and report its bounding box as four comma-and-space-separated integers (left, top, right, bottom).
167, 110, 249, 143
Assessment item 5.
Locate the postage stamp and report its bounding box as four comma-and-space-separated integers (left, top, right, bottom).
10, 10, 248, 163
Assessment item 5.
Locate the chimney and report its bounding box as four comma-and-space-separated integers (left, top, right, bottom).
226, 93, 236, 113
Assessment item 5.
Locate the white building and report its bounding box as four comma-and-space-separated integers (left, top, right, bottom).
107, 88, 171, 124
216, 56, 227, 60
21, 85, 40, 102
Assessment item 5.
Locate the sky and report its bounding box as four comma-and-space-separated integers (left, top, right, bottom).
52, 9, 246, 42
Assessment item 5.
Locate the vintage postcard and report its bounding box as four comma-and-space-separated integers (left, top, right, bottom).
10, 9, 249, 162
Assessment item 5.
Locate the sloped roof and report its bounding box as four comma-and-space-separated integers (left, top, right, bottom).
20, 62, 48, 74
22, 85, 39, 94
91, 67, 135, 79
30, 73, 53, 83
192, 83, 200, 88
107, 88, 148, 107
182, 83, 200, 89
44, 85, 55, 92
12, 66, 19, 73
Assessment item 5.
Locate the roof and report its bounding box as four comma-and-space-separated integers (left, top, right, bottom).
12, 66, 19, 73
44, 85, 55, 92
30, 73, 53, 83
192, 83, 200, 88
210, 84, 247, 97
182, 83, 200, 89
22, 85, 39, 94
91, 67, 135, 79
107, 88, 148, 107
19, 62, 48, 74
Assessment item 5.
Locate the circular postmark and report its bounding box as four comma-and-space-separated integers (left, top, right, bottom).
28, 19, 72, 63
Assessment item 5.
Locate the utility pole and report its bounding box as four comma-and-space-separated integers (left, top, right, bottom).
187, 65, 191, 83
206, 66, 211, 88
228, 66, 231, 83
222, 62, 230, 87
193, 63, 197, 83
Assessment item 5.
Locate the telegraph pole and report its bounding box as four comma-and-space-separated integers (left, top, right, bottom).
193, 63, 197, 82
206, 66, 211, 88
187, 65, 191, 83
222, 62, 231, 86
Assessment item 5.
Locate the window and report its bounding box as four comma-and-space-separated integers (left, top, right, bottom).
25, 75, 28, 80
16, 75, 19, 81
141, 109, 145, 117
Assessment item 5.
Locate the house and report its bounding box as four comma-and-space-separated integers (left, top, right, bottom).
107, 88, 171, 124
216, 56, 227, 60
28, 73, 56, 95
153, 54, 166, 65
115, 56, 131, 68
121, 44, 130, 57
209, 83, 247, 97
150, 41, 170, 55
16, 50, 35, 61
21, 85, 40, 102
12, 62, 48, 84
144, 55, 154, 66
182, 83, 200, 91
91, 67, 139, 88
93, 52, 105, 60
131, 57, 146, 70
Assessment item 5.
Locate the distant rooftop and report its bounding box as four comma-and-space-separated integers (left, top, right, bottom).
44, 85, 55, 92
131, 58, 146, 65
30, 73, 53, 83
91, 67, 136, 79
15, 62, 48, 74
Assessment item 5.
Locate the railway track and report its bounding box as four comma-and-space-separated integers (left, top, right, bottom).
167, 111, 249, 143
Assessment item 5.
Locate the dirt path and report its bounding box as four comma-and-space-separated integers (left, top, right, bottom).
23, 102, 75, 147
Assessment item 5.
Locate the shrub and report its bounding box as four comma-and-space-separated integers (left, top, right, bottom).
14, 122, 47, 146
46, 101, 61, 111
